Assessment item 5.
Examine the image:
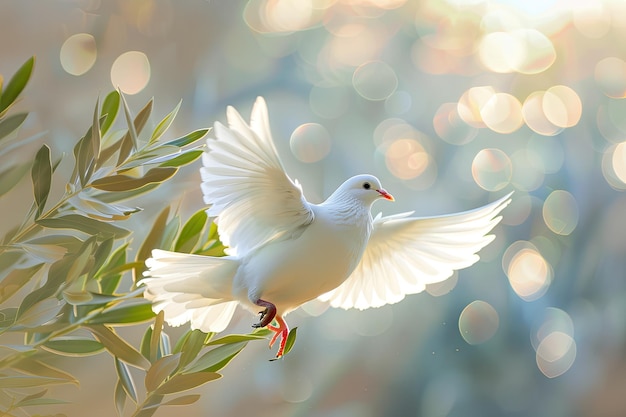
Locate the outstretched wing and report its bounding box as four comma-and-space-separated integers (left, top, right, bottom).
200, 97, 314, 255
318, 193, 512, 310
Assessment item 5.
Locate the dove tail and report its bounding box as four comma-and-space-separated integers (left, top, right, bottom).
140, 249, 240, 333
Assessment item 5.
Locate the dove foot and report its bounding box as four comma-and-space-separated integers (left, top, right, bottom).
252, 299, 276, 328
268, 316, 289, 359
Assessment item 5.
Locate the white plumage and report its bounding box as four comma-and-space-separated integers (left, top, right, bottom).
140, 97, 512, 358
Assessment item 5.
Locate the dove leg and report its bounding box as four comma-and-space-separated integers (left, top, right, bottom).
252, 299, 276, 328
267, 316, 289, 359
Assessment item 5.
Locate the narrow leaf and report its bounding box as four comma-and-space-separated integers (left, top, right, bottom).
206, 333, 268, 346
184, 342, 247, 374
37, 214, 130, 238
164, 128, 209, 147
0, 376, 67, 389
92, 96, 102, 162
114, 379, 126, 417
101, 90, 120, 135
90, 167, 177, 191
0, 162, 30, 197
13, 359, 78, 384
140, 326, 153, 360
0, 263, 44, 303
73, 133, 95, 186
119, 91, 139, 150
115, 357, 138, 403
150, 311, 165, 363
0, 112, 28, 140
145, 353, 181, 392
176, 330, 208, 370
88, 324, 150, 369
86, 301, 154, 325
282, 327, 298, 357
155, 372, 221, 395
0, 56, 34, 114
159, 149, 203, 168
31, 144, 52, 218
16, 397, 69, 407
150, 100, 181, 143
161, 394, 201, 407
43, 337, 104, 356
16, 298, 62, 328
175, 210, 207, 253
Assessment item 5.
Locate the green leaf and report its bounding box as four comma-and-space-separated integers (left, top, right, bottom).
13, 359, 78, 384
0, 56, 34, 115
164, 128, 209, 147
137, 206, 169, 266
15, 397, 69, 407
282, 327, 298, 357
114, 379, 126, 417
101, 90, 120, 136
24, 234, 84, 253
119, 91, 139, 151
72, 132, 95, 186
158, 149, 204, 168
140, 326, 153, 360
37, 214, 130, 238
43, 337, 105, 356
206, 333, 268, 345
96, 182, 159, 204
116, 134, 135, 166
183, 342, 247, 374
161, 394, 201, 407
176, 329, 208, 370
150, 311, 165, 363
86, 301, 154, 325
115, 357, 138, 403
160, 214, 181, 251
92, 96, 102, 162
90, 167, 177, 191
0, 162, 30, 197
0, 263, 44, 304
97, 242, 128, 294
175, 210, 207, 253
155, 372, 221, 395
88, 324, 150, 369
0, 376, 68, 389
16, 298, 62, 328
0, 307, 18, 328
31, 144, 52, 219
159, 149, 204, 168
145, 353, 181, 392
0, 112, 28, 140
150, 100, 182, 143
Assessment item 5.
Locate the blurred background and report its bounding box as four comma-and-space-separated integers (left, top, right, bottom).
2, 0, 626, 416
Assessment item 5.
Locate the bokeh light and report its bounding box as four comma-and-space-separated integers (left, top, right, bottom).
595, 57, 626, 98
384, 138, 429, 180
433, 102, 478, 145
480, 93, 524, 134
542, 190, 579, 236
478, 29, 555, 75
471, 148, 512, 191
110, 51, 151, 95
531, 308, 576, 378
59, 33, 97, 76
352, 60, 398, 101
522, 91, 563, 136
542, 85, 582, 128
458, 300, 499, 345
289, 123, 332, 163
457, 86, 496, 128
503, 241, 552, 302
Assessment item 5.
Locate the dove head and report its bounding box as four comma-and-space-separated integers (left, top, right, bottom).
328, 174, 395, 207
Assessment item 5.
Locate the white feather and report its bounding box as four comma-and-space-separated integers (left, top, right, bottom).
318, 192, 513, 310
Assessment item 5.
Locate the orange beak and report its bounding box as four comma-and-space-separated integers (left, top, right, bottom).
377, 188, 395, 201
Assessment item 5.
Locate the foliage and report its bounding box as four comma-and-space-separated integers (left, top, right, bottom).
0, 57, 279, 417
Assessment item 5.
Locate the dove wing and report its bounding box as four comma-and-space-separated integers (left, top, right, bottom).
200, 97, 314, 255
318, 193, 512, 310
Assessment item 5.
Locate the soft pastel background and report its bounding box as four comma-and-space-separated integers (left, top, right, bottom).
2, 0, 626, 416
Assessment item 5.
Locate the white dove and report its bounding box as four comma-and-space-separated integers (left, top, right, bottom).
140, 97, 512, 358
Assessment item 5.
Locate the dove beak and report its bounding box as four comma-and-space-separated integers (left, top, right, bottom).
376, 188, 395, 201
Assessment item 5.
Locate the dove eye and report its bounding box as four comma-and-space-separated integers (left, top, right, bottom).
363, 182, 371, 190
